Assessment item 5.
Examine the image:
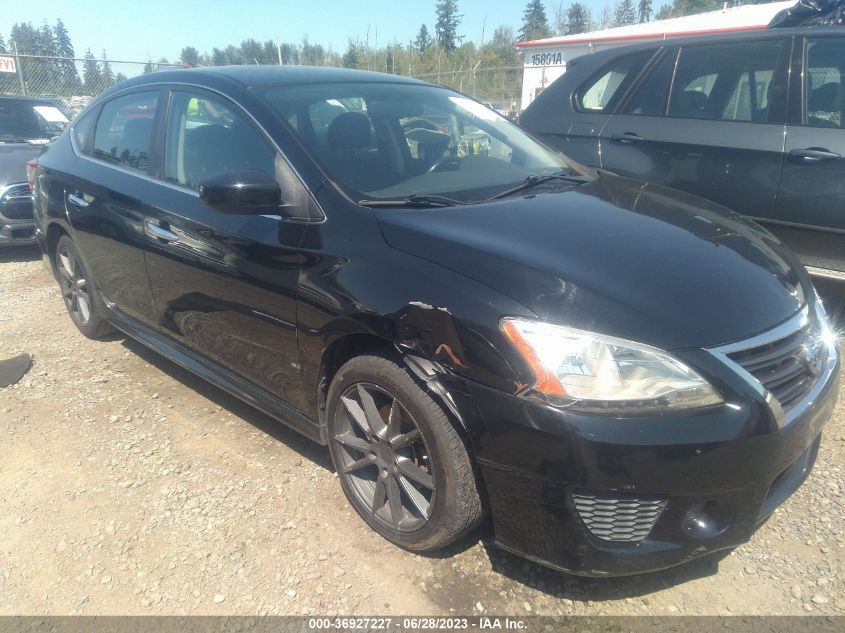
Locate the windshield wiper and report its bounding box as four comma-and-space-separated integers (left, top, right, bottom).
358, 194, 470, 208
482, 170, 592, 202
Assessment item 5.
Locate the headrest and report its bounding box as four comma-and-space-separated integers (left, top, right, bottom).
326, 112, 371, 150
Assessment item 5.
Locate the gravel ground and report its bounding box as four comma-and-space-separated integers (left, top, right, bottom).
1, 245, 844, 616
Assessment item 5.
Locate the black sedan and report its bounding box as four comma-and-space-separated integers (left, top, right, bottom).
31, 66, 839, 576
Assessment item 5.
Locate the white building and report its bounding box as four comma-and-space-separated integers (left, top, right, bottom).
516, 1, 795, 110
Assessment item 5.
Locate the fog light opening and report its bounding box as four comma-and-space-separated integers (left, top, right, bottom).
682, 500, 729, 539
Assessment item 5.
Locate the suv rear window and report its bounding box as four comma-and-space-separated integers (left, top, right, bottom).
574, 51, 652, 113
0, 99, 69, 143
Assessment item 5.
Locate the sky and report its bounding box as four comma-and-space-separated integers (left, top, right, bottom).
2, 0, 610, 63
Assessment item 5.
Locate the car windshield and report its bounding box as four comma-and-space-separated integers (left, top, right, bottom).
258, 82, 579, 203
0, 100, 69, 143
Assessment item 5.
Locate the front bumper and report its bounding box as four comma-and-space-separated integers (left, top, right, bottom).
458, 342, 840, 577
0, 219, 36, 246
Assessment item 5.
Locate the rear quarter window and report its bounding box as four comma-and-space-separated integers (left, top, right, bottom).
574, 51, 653, 113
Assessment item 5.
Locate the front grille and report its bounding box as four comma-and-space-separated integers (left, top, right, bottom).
726, 321, 826, 411
572, 491, 667, 543
0, 183, 33, 220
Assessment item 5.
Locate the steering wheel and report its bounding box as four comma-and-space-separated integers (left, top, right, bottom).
426, 155, 461, 174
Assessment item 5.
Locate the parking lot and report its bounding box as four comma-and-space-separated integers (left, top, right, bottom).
0, 246, 842, 616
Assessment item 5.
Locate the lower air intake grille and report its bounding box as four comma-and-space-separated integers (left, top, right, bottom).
572, 491, 667, 543
726, 321, 826, 411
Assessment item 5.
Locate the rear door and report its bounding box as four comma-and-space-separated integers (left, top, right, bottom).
768, 34, 845, 278
600, 36, 791, 220
65, 89, 162, 325
522, 50, 655, 167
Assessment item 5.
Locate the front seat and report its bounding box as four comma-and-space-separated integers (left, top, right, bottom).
120, 117, 154, 170
320, 112, 389, 191
183, 124, 236, 188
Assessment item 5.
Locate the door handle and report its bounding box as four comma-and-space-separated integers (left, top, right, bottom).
789, 148, 841, 163
144, 220, 179, 242
611, 132, 645, 144
67, 193, 90, 208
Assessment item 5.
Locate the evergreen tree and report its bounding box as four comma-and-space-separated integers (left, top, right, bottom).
435, 0, 462, 54
143, 59, 155, 74
54, 19, 74, 57
519, 0, 552, 42
0, 33, 6, 54
567, 3, 591, 34
211, 48, 227, 66
414, 24, 432, 55
639, 0, 653, 22
100, 50, 115, 91
342, 39, 363, 69
614, 0, 638, 26
655, 3, 673, 18
82, 49, 102, 96
180, 46, 200, 66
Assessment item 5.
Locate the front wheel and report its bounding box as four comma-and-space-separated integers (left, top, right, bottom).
55, 235, 114, 339
327, 354, 483, 552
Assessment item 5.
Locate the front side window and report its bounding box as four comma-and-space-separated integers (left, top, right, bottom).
92, 91, 159, 172
803, 37, 845, 129
260, 82, 572, 202
164, 91, 275, 191
668, 39, 783, 123
575, 51, 652, 113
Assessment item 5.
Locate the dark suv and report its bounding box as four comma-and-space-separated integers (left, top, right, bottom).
520, 26, 845, 283
0, 96, 69, 246
31, 66, 839, 577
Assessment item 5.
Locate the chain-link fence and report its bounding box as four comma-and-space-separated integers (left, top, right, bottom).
1, 53, 524, 118
0, 54, 179, 115
414, 66, 523, 117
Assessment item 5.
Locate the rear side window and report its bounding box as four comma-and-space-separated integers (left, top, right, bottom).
668, 39, 783, 123
803, 37, 845, 129
92, 91, 159, 173
575, 51, 652, 113
72, 108, 96, 153
623, 51, 677, 116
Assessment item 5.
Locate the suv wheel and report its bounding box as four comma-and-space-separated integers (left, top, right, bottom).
55, 235, 114, 339
327, 353, 483, 552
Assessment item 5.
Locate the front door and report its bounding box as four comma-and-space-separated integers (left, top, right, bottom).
768, 34, 845, 278
143, 88, 309, 409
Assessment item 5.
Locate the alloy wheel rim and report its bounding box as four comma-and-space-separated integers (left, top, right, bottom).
58, 246, 91, 326
333, 382, 436, 533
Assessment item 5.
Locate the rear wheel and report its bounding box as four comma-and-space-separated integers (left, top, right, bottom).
327, 353, 483, 552
55, 235, 114, 339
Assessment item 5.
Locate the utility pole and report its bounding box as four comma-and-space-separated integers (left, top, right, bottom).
12, 40, 27, 96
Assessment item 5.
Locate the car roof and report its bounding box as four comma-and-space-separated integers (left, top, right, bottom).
578, 25, 845, 61
119, 65, 426, 90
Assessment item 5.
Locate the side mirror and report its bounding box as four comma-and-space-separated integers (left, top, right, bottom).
199, 169, 282, 214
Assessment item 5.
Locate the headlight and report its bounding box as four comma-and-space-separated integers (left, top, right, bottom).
815, 293, 838, 353
501, 318, 723, 413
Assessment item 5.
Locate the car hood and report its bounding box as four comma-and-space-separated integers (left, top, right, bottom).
374, 173, 810, 350
0, 143, 40, 188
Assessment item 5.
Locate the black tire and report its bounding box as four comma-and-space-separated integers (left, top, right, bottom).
54, 235, 114, 339
327, 353, 483, 553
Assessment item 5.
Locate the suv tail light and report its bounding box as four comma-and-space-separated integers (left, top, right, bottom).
26, 159, 38, 190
